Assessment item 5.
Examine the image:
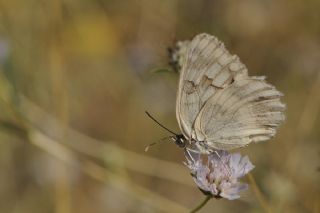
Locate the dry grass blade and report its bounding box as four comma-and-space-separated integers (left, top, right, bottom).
19, 95, 194, 187
297, 72, 320, 139
29, 129, 189, 213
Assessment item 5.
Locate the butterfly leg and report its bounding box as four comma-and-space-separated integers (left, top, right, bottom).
213, 150, 232, 176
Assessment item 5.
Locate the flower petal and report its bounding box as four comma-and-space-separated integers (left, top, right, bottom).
184, 150, 254, 200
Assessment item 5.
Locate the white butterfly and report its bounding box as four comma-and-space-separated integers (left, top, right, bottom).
170, 33, 285, 153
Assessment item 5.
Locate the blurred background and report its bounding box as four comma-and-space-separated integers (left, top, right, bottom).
0, 0, 319, 212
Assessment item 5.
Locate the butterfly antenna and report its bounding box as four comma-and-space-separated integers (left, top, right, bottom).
145, 111, 178, 135
144, 136, 171, 152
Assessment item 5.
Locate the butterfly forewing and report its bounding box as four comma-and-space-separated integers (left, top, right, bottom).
176, 33, 285, 152
176, 33, 248, 140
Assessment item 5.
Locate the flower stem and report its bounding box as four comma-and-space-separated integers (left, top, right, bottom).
190, 195, 212, 213
248, 173, 272, 213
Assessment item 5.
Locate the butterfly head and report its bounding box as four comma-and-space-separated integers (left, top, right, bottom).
171, 134, 186, 148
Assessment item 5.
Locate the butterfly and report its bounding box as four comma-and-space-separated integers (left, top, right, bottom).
165, 33, 285, 154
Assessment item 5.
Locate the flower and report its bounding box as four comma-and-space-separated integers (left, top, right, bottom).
168, 40, 190, 72
184, 149, 254, 200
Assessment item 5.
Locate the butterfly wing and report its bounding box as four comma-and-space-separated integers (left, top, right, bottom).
176, 33, 248, 139
193, 77, 285, 150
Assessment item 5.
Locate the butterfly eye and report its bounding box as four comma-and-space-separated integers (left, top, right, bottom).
174, 135, 186, 148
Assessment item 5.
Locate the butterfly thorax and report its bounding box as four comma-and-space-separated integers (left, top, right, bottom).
195, 141, 215, 154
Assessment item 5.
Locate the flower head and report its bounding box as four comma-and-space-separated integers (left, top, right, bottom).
185, 150, 254, 200
168, 40, 190, 72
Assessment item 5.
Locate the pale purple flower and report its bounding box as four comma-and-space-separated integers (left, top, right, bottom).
168, 40, 190, 72
185, 150, 254, 200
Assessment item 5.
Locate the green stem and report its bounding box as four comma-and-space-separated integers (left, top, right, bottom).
190, 195, 212, 213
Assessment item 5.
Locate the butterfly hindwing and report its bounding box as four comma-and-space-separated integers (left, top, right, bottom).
194, 77, 285, 150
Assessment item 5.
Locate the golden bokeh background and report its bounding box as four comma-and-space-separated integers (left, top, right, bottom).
0, 0, 319, 212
